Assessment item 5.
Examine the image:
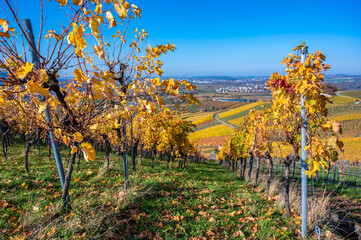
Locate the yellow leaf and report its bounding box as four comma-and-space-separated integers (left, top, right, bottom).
89, 123, 98, 130
46, 227, 56, 237
71, 146, 78, 154
73, 68, 86, 82
81, 142, 95, 161
73, 132, 83, 142
156, 96, 164, 108
106, 11, 117, 28
27, 80, 50, 98
312, 161, 320, 172
45, 30, 60, 40
38, 102, 47, 113
0, 19, 9, 33
72, 0, 82, 6
305, 57, 311, 67
93, 44, 104, 59
75, 47, 84, 58
56, 0, 67, 7
89, 17, 100, 37
322, 122, 332, 129
330, 120, 341, 134
185, 82, 195, 91
0, 19, 11, 38
63, 135, 71, 145
123, 2, 130, 9
114, 3, 127, 21
39, 69, 48, 82
85, 56, 99, 70
151, 77, 161, 86
95, 3, 102, 14
15, 62, 33, 79
103, 85, 114, 100
154, 66, 163, 76
67, 23, 87, 50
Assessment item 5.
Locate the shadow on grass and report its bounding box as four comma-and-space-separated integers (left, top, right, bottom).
94, 161, 242, 239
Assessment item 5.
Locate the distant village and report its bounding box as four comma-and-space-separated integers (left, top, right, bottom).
215, 84, 268, 93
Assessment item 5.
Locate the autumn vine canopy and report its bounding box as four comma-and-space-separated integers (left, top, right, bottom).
0, 0, 201, 209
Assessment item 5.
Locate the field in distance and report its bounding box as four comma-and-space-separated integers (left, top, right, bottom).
185, 90, 361, 163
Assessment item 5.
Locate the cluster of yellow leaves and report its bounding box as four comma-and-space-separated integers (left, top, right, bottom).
15, 62, 33, 79
0, 18, 16, 38
67, 23, 87, 57
1, 0, 200, 176
81, 142, 96, 161
219, 101, 264, 119
114, 1, 130, 21
218, 45, 343, 177
62, 132, 95, 161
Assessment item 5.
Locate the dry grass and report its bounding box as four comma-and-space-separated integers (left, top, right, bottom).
245, 167, 331, 229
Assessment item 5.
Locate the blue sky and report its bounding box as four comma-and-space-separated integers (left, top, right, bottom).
135, 0, 361, 76
8, 0, 361, 76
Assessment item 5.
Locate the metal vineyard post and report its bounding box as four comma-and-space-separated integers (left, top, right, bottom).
300, 46, 308, 238
23, 19, 69, 204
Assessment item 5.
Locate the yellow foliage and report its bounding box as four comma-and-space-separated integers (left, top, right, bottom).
27, 80, 50, 98
219, 101, 264, 119
81, 142, 95, 161
330, 96, 358, 105
71, 146, 78, 154
72, 0, 82, 6
63, 136, 71, 145
56, 0, 67, 7
341, 137, 361, 163
73, 132, 84, 142
330, 113, 361, 122
228, 116, 246, 126
15, 62, 33, 79
67, 23, 86, 57
106, 11, 117, 28
190, 124, 233, 140
192, 113, 214, 125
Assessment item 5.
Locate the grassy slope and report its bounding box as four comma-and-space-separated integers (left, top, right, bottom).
0, 140, 301, 239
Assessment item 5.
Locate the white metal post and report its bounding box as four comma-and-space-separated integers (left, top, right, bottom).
300, 46, 308, 238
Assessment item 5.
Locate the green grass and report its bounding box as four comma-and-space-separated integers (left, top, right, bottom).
0, 138, 303, 239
